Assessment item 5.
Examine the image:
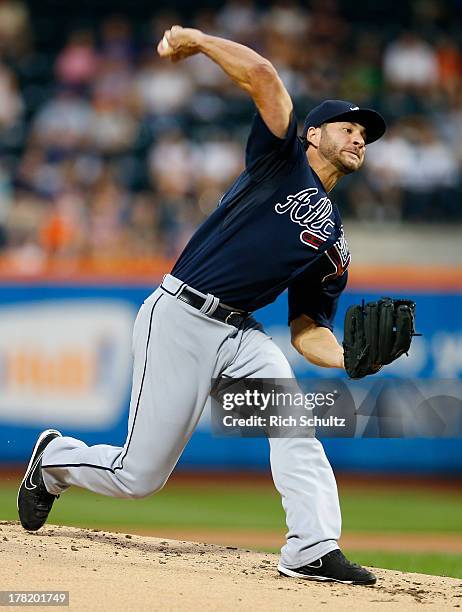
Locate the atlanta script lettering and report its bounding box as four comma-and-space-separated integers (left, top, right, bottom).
274, 188, 335, 249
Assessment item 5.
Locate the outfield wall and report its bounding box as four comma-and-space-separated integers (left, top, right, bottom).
0, 270, 461, 473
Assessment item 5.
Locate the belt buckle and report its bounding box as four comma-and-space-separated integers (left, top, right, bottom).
225, 311, 241, 326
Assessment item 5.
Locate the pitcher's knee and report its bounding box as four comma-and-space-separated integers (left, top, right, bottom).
124, 474, 169, 499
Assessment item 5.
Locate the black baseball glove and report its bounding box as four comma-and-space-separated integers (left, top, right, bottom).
343, 297, 416, 379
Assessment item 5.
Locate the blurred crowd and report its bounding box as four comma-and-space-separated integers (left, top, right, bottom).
0, 0, 461, 267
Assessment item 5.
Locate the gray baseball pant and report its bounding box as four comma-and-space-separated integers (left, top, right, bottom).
42, 274, 341, 568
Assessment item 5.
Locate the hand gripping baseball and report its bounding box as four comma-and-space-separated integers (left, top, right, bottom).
343, 297, 417, 379
157, 25, 203, 62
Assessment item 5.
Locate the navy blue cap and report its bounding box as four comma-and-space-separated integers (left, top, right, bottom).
302, 99, 386, 144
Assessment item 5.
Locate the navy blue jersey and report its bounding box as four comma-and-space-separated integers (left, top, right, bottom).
172, 110, 350, 326
287, 264, 349, 331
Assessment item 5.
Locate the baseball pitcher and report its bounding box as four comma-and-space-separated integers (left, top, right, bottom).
18, 26, 416, 585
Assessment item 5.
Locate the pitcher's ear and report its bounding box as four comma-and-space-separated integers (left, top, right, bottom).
306, 125, 321, 148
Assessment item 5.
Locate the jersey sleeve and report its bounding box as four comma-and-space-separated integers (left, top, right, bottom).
245, 109, 299, 167
287, 270, 349, 331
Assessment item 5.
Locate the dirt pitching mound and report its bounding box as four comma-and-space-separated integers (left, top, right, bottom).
1, 521, 460, 611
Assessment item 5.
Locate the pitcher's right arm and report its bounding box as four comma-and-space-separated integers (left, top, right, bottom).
157, 25, 293, 139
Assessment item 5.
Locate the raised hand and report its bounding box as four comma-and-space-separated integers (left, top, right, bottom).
156, 25, 203, 62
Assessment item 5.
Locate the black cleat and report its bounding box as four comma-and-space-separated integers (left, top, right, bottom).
17, 429, 62, 531
278, 549, 377, 585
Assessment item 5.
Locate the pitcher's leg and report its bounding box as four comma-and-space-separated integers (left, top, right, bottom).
42, 292, 229, 498
223, 321, 341, 568
269, 437, 341, 567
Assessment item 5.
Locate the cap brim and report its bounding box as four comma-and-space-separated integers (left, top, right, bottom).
325, 108, 386, 144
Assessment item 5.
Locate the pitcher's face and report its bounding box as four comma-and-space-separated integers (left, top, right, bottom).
319, 121, 366, 174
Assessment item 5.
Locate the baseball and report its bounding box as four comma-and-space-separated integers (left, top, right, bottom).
161, 36, 170, 51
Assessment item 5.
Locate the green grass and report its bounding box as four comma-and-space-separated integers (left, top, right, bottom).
339, 487, 462, 533
2, 483, 285, 530
256, 548, 462, 579
3, 481, 462, 578
346, 550, 462, 580
1, 482, 461, 533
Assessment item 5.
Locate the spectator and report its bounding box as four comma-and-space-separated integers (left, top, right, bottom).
55, 30, 99, 88
148, 130, 198, 196
383, 32, 439, 91
87, 167, 129, 258
90, 93, 138, 155
217, 0, 261, 44
197, 133, 243, 190
0, 4, 461, 270
0, 62, 23, 127
439, 89, 462, 166
31, 89, 93, 153
0, 0, 31, 60
135, 54, 194, 117
0, 162, 12, 246
127, 192, 164, 257
40, 189, 86, 258
100, 15, 135, 63
92, 55, 135, 109
436, 36, 462, 97
365, 119, 460, 220
339, 34, 383, 104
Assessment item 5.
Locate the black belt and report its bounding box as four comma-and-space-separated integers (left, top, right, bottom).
177, 287, 248, 328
